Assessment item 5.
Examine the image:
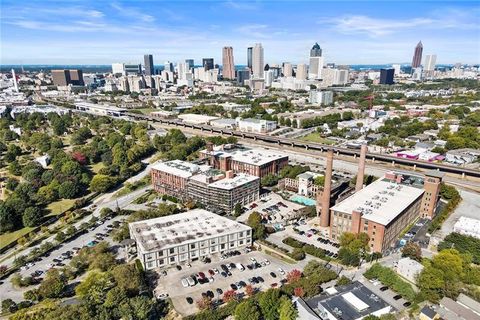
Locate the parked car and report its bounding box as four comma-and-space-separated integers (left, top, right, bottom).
230, 283, 237, 290
176, 265, 182, 271
278, 268, 285, 275
198, 272, 206, 279
380, 286, 388, 291
186, 297, 194, 304
393, 295, 402, 300
216, 288, 223, 295
181, 278, 189, 288
270, 272, 277, 278
403, 302, 412, 307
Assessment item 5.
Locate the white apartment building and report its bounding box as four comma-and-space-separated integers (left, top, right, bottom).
309, 56, 324, 79
309, 90, 333, 106
129, 209, 252, 270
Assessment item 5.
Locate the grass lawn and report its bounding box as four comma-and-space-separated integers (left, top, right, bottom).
300, 133, 336, 145
0, 227, 34, 251
46, 198, 76, 217
89, 162, 105, 174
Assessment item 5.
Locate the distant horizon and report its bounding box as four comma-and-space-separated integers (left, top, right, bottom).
1, 1, 478, 65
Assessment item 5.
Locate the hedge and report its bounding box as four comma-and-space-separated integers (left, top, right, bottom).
282, 237, 329, 260
428, 186, 461, 233
364, 263, 416, 301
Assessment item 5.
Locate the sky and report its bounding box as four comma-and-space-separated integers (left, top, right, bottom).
1, 0, 479, 65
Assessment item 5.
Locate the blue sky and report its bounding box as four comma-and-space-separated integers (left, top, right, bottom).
1, 1, 479, 65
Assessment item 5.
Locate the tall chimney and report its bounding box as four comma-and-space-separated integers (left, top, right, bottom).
320, 149, 334, 228
355, 144, 367, 192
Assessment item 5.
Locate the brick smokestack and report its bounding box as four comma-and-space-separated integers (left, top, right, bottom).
320, 149, 334, 227
355, 144, 367, 192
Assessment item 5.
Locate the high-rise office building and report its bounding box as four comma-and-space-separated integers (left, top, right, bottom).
296, 64, 308, 80
411, 41, 423, 68
203, 58, 214, 71
112, 63, 125, 75
52, 70, 70, 86
124, 64, 142, 75
164, 61, 174, 73
379, 68, 394, 85
177, 62, 189, 80
283, 62, 293, 77
424, 54, 437, 78
424, 54, 437, 71
309, 42, 324, 79
310, 42, 322, 57
222, 47, 235, 79
52, 69, 84, 86
185, 59, 194, 69
144, 54, 154, 76
237, 69, 250, 85
247, 47, 253, 70
252, 43, 264, 79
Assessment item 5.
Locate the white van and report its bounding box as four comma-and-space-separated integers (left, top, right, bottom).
235, 263, 245, 271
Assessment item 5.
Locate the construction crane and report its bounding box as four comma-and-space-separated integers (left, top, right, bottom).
363, 93, 374, 110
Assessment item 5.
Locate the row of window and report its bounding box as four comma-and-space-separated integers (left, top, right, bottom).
144, 238, 251, 269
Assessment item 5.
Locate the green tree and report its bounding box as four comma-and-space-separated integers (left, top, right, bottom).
234, 299, 261, 320
279, 296, 297, 320
37, 269, 67, 299
258, 289, 281, 320
22, 206, 44, 227
75, 271, 114, 304
234, 203, 242, 217
89, 174, 116, 193
247, 211, 266, 240
401, 242, 422, 261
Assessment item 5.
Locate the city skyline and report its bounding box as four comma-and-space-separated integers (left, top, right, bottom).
1, 1, 479, 65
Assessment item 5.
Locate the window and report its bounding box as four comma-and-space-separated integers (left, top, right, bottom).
169, 248, 174, 254
220, 244, 226, 249
239, 240, 244, 245
190, 243, 196, 249
170, 256, 175, 263
230, 242, 235, 247
146, 261, 154, 269
158, 251, 164, 257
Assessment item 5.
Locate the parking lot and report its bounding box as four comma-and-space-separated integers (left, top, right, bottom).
154, 251, 296, 316
237, 192, 305, 225
0, 215, 124, 301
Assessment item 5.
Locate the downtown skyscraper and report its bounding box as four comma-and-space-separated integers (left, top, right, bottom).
252, 43, 264, 79
144, 54, 154, 76
247, 47, 253, 70
411, 41, 423, 68
222, 46, 235, 79
309, 42, 324, 79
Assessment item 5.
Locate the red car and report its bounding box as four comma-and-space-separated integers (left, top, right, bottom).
208, 269, 215, 276
270, 283, 278, 288
198, 272, 206, 279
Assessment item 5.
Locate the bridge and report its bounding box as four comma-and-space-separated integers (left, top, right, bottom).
126, 112, 480, 179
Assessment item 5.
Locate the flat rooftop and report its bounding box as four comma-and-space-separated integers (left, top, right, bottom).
202, 145, 288, 167
304, 281, 391, 320
151, 160, 209, 178
330, 174, 425, 226
129, 209, 252, 253
208, 173, 259, 190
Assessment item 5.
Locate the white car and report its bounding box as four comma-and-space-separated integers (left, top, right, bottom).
26, 262, 34, 268
250, 257, 256, 262
185, 263, 191, 268
213, 268, 219, 274
156, 293, 169, 300
46, 263, 54, 269
208, 277, 214, 283
187, 277, 196, 286
181, 278, 189, 288
278, 268, 285, 275
264, 259, 270, 265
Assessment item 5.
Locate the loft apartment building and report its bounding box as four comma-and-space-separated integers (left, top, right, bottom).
199, 143, 289, 178
150, 159, 260, 213
129, 209, 252, 270
329, 170, 443, 252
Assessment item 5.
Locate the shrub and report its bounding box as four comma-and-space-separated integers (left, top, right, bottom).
364, 263, 416, 301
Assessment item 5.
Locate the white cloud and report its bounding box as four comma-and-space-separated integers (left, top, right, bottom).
236, 24, 270, 39
223, 1, 258, 10
110, 2, 155, 23
321, 11, 478, 37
